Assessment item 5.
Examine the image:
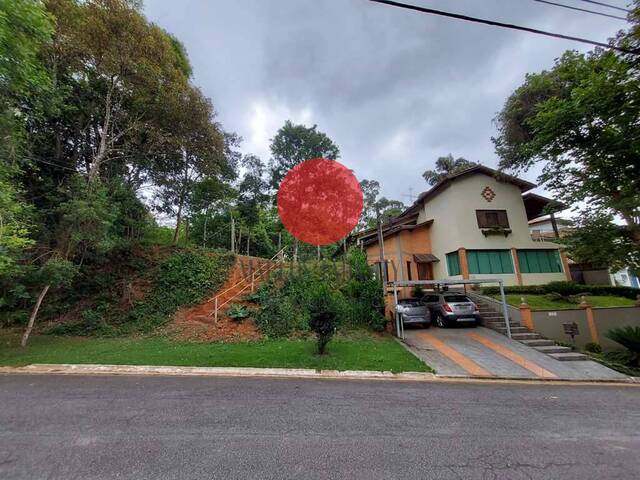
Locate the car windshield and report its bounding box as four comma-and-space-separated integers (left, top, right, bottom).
399, 299, 422, 306
443, 295, 470, 303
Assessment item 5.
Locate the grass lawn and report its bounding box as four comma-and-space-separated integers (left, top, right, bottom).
0, 332, 431, 373
491, 294, 636, 310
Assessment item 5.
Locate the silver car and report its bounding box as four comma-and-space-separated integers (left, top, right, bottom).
395, 298, 431, 328
422, 293, 480, 328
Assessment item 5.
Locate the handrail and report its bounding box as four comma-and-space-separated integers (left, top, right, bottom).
207, 247, 286, 303
209, 247, 287, 322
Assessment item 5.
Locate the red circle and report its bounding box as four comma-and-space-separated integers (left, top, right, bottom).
277, 158, 363, 245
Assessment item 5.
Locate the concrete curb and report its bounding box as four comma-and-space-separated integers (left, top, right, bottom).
0, 364, 638, 386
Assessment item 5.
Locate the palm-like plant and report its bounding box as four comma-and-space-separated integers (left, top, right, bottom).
606, 326, 640, 367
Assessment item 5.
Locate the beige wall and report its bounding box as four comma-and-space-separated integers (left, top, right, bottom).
417, 173, 565, 285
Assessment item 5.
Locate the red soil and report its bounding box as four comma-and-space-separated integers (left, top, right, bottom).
167, 255, 279, 342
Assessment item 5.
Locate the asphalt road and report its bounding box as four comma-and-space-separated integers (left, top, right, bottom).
1, 375, 639, 479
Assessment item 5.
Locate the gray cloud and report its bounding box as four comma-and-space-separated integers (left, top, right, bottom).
145, 0, 626, 203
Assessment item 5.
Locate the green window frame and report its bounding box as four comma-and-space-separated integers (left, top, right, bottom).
446, 252, 461, 276
517, 249, 563, 274
467, 250, 514, 274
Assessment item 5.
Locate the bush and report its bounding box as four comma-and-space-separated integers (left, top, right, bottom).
306, 283, 339, 354
255, 295, 307, 338
226, 304, 250, 321
481, 281, 639, 300
412, 285, 425, 298
584, 342, 602, 354
606, 326, 640, 366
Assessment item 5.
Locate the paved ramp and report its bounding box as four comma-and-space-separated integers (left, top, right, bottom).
403, 327, 627, 381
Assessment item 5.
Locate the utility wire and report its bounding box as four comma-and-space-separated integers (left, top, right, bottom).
368, 0, 639, 55
576, 0, 631, 13
532, 0, 628, 21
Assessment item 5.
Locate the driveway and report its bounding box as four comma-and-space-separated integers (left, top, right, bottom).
403, 326, 627, 380
1, 374, 639, 479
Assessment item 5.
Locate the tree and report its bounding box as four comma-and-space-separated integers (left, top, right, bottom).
152, 85, 227, 244
40, 0, 191, 183
493, 23, 640, 265
269, 120, 340, 190
306, 282, 339, 354
357, 179, 406, 230
422, 154, 476, 186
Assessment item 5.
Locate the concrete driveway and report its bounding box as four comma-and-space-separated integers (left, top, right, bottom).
402, 326, 627, 381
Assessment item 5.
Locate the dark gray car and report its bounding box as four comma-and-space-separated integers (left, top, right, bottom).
395, 298, 431, 328
422, 293, 480, 328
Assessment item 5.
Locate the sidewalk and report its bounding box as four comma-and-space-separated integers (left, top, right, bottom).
402, 326, 628, 381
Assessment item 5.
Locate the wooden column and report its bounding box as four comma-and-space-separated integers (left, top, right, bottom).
560, 251, 572, 281
511, 247, 523, 286
458, 248, 469, 280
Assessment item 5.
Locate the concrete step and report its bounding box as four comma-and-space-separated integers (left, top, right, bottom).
486, 321, 521, 328
534, 345, 573, 354
548, 352, 589, 361
494, 326, 530, 334
511, 332, 542, 340
520, 339, 556, 347
481, 315, 505, 320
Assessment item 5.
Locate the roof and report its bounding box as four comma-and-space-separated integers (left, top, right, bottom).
528, 216, 573, 227
401, 165, 537, 218
413, 253, 440, 263
359, 219, 433, 246
522, 193, 566, 220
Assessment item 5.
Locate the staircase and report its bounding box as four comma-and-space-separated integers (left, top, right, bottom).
473, 297, 588, 361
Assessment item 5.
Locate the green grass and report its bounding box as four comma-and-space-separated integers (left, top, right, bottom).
491, 294, 636, 310
0, 333, 431, 373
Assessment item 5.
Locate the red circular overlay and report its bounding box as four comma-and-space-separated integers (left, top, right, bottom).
277, 158, 363, 245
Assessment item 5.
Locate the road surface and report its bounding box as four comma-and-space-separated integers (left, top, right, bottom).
1, 374, 638, 479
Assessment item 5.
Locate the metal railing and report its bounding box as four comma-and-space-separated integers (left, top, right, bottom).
209, 247, 286, 322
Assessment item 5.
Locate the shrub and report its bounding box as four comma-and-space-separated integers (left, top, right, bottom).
606, 326, 640, 366
226, 304, 250, 321
481, 281, 639, 300
254, 294, 306, 338
412, 285, 425, 298
584, 342, 602, 354
306, 283, 339, 354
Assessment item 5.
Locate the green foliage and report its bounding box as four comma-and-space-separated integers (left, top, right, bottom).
39, 258, 77, 289
269, 120, 340, 189
306, 282, 339, 354
343, 250, 386, 331
357, 179, 405, 230
412, 285, 425, 298
226, 303, 249, 321
255, 295, 307, 338
48, 248, 234, 336
422, 154, 477, 186
606, 326, 640, 366
493, 44, 640, 267
482, 281, 639, 300
584, 342, 602, 354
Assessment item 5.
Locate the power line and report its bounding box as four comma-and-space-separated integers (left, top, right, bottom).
532, 0, 628, 21
368, 0, 639, 55
576, 0, 631, 13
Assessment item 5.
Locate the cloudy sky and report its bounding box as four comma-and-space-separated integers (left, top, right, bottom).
144, 0, 628, 203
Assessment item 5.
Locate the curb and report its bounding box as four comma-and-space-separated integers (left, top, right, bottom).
0, 364, 638, 386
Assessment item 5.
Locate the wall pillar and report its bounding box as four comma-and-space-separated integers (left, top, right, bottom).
458, 248, 469, 280
519, 297, 534, 331
580, 297, 599, 344
511, 247, 523, 286
560, 251, 572, 281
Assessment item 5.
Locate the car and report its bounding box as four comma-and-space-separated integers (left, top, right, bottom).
422, 293, 480, 328
395, 298, 431, 328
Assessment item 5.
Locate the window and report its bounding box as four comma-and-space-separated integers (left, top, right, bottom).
517, 249, 562, 273
423, 294, 439, 303
467, 250, 514, 274
406, 261, 412, 281
444, 294, 470, 303
476, 210, 509, 229
446, 252, 461, 276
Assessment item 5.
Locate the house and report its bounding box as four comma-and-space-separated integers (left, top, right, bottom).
355, 165, 572, 288
528, 216, 574, 242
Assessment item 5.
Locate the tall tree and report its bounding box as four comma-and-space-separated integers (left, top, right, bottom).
357, 179, 405, 230
152, 85, 227, 244
422, 154, 476, 186
493, 9, 640, 268
269, 120, 340, 190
